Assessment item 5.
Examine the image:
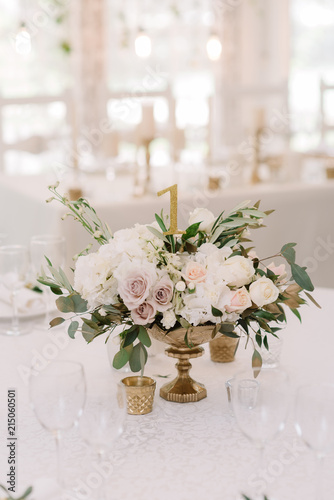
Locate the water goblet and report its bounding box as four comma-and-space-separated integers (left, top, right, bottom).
29, 360, 86, 487
232, 367, 290, 499
295, 384, 334, 500
0, 245, 30, 336
30, 234, 66, 323
79, 377, 127, 500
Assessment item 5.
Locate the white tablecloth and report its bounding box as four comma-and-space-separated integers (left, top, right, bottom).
0, 287, 333, 500
0, 173, 334, 288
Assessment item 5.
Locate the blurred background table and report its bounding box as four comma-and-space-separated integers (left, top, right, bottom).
1, 172, 333, 287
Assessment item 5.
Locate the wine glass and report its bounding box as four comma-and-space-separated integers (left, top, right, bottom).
30, 234, 66, 324
30, 360, 86, 487
0, 245, 30, 336
295, 384, 334, 499
79, 377, 126, 500
232, 367, 290, 498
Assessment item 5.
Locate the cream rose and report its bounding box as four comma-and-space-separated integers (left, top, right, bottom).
184, 261, 207, 284
131, 301, 156, 325
188, 208, 215, 233
220, 256, 255, 288
225, 287, 252, 313
151, 276, 174, 312
249, 277, 279, 307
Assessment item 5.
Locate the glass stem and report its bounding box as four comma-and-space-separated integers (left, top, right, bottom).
11, 290, 19, 332
95, 451, 107, 500
316, 453, 325, 500
54, 430, 63, 486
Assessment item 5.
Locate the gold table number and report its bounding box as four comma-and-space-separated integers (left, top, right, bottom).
157, 184, 185, 235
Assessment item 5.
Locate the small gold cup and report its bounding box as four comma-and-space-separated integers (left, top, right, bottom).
209, 336, 239, 363
121, 376, 156, 415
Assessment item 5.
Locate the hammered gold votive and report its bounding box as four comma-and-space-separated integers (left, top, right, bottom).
121, 376, 156, 415
209, 336, 239, 363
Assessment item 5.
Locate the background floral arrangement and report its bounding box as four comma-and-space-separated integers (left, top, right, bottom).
41, 184, 319, 373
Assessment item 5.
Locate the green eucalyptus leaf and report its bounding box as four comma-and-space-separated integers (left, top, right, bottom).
291, 263, 314, 292
229, 200, 251, 214
281, 242, 296, 263
113, 348, 130, 369
123, 326, 139, 347
68, 321, 79, 339
56, 295, 75, 313
291, 308, 302, 322
182, 221, 201, 240
82, 317, 99, 331
211, 306, 223, 317
49, 317, 65, 328
219, 323, 235, 333
252, 349, 262, 375
221, 331, 240, 339
304, 291, 321, 309
51, 286, 63, 295
129, 342, 148, 372
72, 294, 88, 313
147, 226, 169, 243
255, 332, 262, 348
138, 326, 152, 347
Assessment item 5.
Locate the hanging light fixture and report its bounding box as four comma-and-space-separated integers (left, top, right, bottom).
135, 28, 152, 58
206, 33, 222, 61
15, 23, 31, 55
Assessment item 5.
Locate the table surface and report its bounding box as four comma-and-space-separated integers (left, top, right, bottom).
0, 287, 333, 500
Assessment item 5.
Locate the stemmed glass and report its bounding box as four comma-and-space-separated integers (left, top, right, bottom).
79, 377, 127, 500
0, 245, 30, 336
232, 367, 290, 499
30, 234, 66, 324
30, 361, 86, 487
295, 384, 334, 500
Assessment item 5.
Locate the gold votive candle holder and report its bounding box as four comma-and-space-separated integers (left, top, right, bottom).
121, 376, 156, 415
209, 336, 239, 363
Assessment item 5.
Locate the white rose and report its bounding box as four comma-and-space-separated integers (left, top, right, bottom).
249, 277, 279, 307
220, 256, 255, 288
188, 208, 216, 233
161, 310, 177, 330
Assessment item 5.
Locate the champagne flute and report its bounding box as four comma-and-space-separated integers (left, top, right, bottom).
30, 234, 66, 323
79, 377, 126, 500
232, 367, 289, 499
30, 360, 86, 487
295, 384, 334, 500
0, 245, 30, 336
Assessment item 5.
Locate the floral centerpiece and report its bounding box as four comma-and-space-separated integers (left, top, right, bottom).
42, 183, 318, 379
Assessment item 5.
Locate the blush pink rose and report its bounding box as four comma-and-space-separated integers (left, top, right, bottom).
151, 276, 174, 312
117, 267, 156, 309
267, 262, 287, 282
131, 301, 156, 325
225, 287, 252, 313
184, 261, 207, 284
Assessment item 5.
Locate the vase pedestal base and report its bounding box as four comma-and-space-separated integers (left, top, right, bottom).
160, 346, 207, 403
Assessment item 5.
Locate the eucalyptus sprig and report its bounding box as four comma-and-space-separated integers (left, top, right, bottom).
47, 183, 112, 245
0, 485, 32, 500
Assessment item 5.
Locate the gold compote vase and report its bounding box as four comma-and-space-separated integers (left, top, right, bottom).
149, 324, 222, 403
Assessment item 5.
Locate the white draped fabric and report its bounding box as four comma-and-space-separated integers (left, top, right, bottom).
0, 287, 333, 500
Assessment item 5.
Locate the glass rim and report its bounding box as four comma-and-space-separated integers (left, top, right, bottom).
0, 244, 28, 253
30, 234, 65, 244
30, 360, 84, 377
